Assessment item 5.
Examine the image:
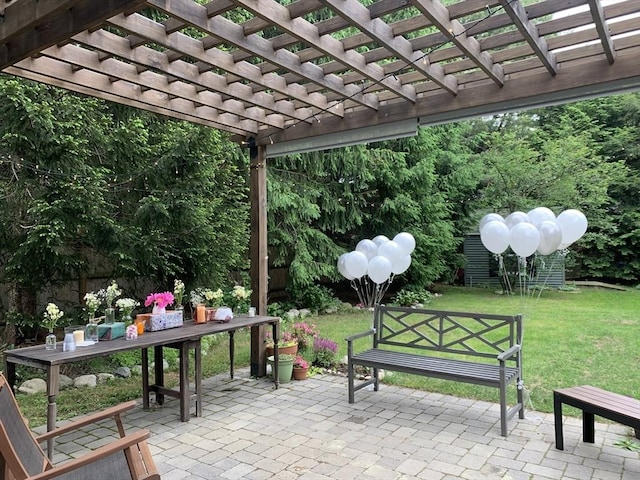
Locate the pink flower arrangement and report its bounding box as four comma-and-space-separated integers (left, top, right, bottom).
293, 356, 308, 369
144, 291, 175, 308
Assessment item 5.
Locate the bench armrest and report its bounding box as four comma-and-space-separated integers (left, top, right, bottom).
345, 329, 375, 343
497, 344, 521, 362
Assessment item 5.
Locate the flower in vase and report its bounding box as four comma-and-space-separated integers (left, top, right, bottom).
229, 285, 252, 312
174, 279, 185, 307
104, 281, 122, 307
203, 288, 224, 308
83, 292, 101, 319
43, 303, 64, 333
116, 297, 139, 320
144, 291, 175, 309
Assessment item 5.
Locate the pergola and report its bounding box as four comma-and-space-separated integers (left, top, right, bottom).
2, 0, 640, 316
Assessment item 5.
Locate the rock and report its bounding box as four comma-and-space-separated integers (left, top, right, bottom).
59, 375, 74, 390
298, 308, 312, 318
74, 375, 97, 388
97, 373, 114, 384
18, 378, 47, 394
340, 355, 348, 364
323, 306, 338, 314
285, 309, 300, 320
149, 360, 169, 372
114, 366, 131, 378
131, 365, 143, 376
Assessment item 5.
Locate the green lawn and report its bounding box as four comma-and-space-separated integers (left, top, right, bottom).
11, 285, 640, 426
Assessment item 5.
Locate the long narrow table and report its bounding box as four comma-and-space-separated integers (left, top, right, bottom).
3, 314, 280, 458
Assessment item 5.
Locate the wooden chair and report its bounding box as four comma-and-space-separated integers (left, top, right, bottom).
0, 373, 160, 480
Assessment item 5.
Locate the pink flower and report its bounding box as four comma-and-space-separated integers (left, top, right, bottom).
144, 291, 175, 308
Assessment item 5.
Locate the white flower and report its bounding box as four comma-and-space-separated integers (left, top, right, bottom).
43, 303, 64, 331
105, 281, 122, 306
232, 285, 251, 299
116, 298, 139, 311
83, 292, 101, 313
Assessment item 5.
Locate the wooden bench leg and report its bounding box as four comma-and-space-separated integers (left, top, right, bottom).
554, 392, 564, 450
347, 358, 355, 404
583, 411, 595, 443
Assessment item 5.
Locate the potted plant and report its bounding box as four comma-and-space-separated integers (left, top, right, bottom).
265, 331, 298, 357
292, 356, 309, 380
267, 353, 295, 384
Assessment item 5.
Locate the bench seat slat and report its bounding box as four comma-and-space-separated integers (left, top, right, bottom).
352, 349, 519, 386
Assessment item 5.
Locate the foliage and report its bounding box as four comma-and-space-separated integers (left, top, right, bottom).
0, 77, 250, 342
290, 322, 319, 354
286, 284, 340, 313
392, 287, 433, 307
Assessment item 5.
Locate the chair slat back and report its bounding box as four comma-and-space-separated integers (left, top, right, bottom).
0, 374, 49, 479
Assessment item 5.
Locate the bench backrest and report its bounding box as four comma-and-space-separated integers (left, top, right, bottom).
373, 306, 522, 362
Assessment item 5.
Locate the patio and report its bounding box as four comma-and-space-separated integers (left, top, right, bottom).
39, 368, 640, 480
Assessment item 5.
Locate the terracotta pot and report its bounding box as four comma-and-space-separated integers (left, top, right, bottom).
266, 342, 298, 358
292, 366, 308, 380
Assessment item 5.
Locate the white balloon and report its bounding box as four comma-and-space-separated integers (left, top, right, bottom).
367, 256, 392, 284
509, 222, 540, 257
344, 251, 368, 279
536, 220, 562, 255
377, 240, 403, 265
393, 232, 416, 256
505, 211, 529, 229
392, 255, 412, 275
527, 207, 556, 227
480, 220, 510, 254
479, 213, 505, 231
372, 235, 389, 247
337, 253, 354, 280
355, 239, 378, 260
557, 209, 588, 246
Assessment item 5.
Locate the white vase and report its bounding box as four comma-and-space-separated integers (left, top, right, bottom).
152, 305, 166, 315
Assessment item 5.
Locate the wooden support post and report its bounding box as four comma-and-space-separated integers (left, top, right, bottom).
249, 139, 268, 376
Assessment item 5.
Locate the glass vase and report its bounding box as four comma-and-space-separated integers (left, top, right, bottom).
104, 307, 116, 324
86, 319, 99, 343
121, 309, 133, 325
45, 332, 57, 350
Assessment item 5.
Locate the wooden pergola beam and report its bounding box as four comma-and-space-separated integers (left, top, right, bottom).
588, 0, 616, 64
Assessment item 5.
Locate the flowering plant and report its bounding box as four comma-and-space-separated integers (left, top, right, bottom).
174, 279, 185, 306
291, 322, 319, 353
43, 303, 64, 333
264, 331, 298, 348
144, 291, 175, 309
293, 355, 308, 369
203, 288, 224, 308
313, 337, 338, 368
83, 292, 101, 318
116, 297, 139, 316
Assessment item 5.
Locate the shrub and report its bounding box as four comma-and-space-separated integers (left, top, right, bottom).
393, 287, 433, 307
313, 337, 338, 368
288, 284, 340, 313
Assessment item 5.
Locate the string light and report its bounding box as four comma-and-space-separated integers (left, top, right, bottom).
252, 0, 513, 146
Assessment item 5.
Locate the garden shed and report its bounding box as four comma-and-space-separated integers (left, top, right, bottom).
463, 234, 565, 289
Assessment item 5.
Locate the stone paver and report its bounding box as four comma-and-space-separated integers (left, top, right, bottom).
43, 369, 638, 479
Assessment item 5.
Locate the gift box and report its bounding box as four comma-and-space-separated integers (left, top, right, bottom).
97, 322, 126, 341
145, 310, 184, 332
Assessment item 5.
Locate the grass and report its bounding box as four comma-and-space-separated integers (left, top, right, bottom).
10, 285, 640, 427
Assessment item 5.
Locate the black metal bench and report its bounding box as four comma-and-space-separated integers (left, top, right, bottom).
346, 306, 524, 437
553, 385, 640, 450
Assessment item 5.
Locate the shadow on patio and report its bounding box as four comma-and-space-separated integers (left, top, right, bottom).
40, 369, 639, 480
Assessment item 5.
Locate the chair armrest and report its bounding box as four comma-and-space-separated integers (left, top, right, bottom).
497, 344, 521, 362
28, 430, 157, 480
345, 329, 375, 343
35, 400, 137, 443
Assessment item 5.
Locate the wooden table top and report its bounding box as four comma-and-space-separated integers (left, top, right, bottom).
4, 315, 280, 367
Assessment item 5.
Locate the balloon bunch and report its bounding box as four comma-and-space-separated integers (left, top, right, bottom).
479, 207, 587, 296
480, 208, 587, 257
337, 232, 415, 307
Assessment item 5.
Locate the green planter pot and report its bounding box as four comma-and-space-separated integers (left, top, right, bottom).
267, 354, 295, 384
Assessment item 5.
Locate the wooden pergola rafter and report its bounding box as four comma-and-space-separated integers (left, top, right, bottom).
1, 0, 640, 349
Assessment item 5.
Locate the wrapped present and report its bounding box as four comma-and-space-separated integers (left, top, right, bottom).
97, 322, 126, 341
145, 310, 184, 331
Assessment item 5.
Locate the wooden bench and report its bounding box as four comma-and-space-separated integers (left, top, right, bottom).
553, 385, 640, 450
346, 306, 524, 437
